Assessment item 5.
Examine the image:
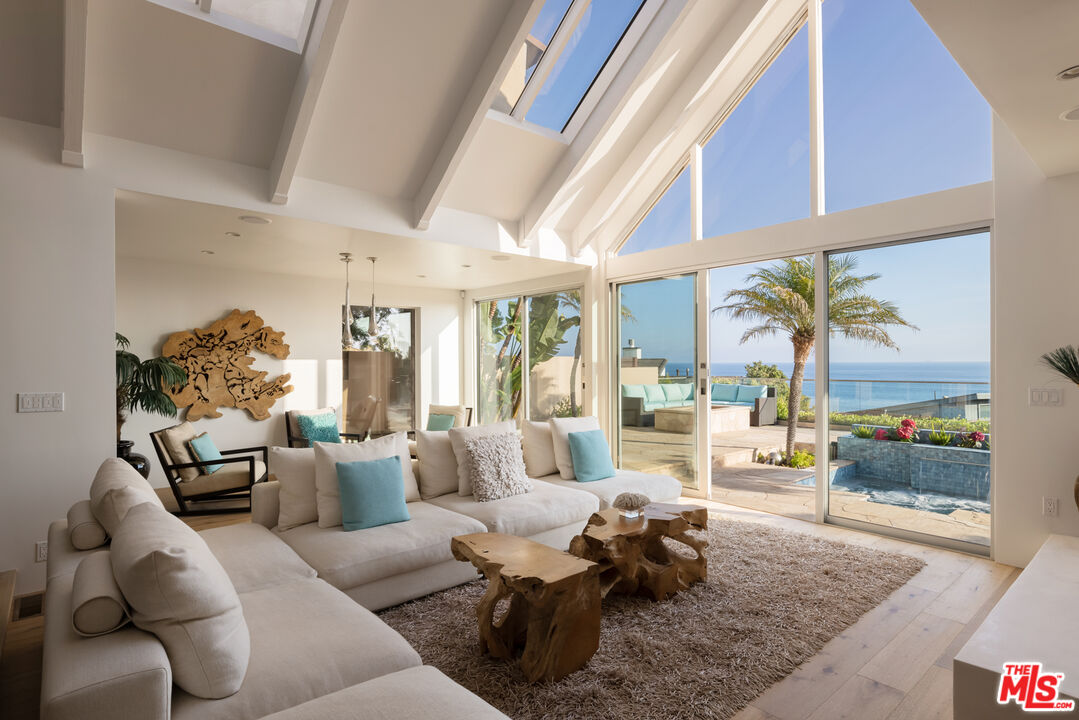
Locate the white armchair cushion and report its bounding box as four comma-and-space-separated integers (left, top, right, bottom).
313, 433, 418, 528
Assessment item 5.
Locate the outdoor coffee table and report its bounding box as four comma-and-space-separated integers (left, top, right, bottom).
451, 533, 601, 682
568, 503, 708, 601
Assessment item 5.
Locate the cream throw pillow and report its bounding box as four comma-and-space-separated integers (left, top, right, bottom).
466, 432, 532, 502
89, 458, 164, 536
313, 433, 418, 528
110, 503, 250, 699
71, 550, 130, 637
448, 421, 517, 496
549, 416, 602, 480
161, 421, 200, 481
270, 446, 317, 531
522, 420, 558, 478
67, 499, 108, 549
415, 430, 459, 499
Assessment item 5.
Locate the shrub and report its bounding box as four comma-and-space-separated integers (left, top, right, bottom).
927, 421, 953, 446
895, 419, 917, 442
790, 409, 990, 434
784, 450, 815, 469
851, 424, 875, 439
744, 361, 786, 379
956, 430, 986, 449
874, 428, 890, 441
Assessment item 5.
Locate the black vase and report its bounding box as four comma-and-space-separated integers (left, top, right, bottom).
117, 440, 151, 479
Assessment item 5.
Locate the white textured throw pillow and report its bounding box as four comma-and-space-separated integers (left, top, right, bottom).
110, 503, 250, 699
448, 421, 517, 496
89, 458, 165, 536
415, 430, 459, 499
67, 499, 108, 550
71, 550, 130, 637
549, 416, 602, 480
313, 433, 418, 528
270, 446, 317, 531
161, 421, 200, 481
466, 432, 532, 502
522, 420, 558, 478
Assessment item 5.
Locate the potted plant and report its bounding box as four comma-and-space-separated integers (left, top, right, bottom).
116, 333, 188, 478
1042, 345, 1079, 510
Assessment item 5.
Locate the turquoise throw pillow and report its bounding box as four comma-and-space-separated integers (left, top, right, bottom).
336, 456, 410, 531
567, 429, 616, 483
426, 413, 456, 431
297, 412, 341, 447
187, 433, 223, 474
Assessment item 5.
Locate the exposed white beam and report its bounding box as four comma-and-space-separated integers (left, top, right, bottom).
61, 0, 88, 168
268, 0, 349, 204
412, 0, 546, 231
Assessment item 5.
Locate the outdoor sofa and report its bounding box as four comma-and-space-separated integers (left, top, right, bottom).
621, 381, 777, 427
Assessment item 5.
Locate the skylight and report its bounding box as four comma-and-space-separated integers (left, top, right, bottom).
494, 0, 650, 136
148, 0, 318, 53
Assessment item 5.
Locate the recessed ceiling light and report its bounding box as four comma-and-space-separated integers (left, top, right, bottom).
1061, 106, 1079, 121
225, 231, 241, 238
238, 214, 271, 225
491, 255, 511, 262
200, 249, 215, 255
1057, 65, 1079, 81
461, 264, 472, 268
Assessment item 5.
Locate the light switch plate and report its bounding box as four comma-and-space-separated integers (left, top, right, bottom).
1029, 388, 1063, 407
17, 392, 64, 413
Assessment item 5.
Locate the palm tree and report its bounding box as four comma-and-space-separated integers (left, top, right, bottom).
714, 255, 916, 463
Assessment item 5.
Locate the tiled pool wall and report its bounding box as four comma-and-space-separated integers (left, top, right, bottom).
836, 436, 990, 500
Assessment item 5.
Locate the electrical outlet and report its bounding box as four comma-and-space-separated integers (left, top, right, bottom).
1043, 497, 1059, 517
35, 540, 48, 563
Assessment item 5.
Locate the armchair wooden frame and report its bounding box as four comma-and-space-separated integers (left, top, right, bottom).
149, 432, 268, 515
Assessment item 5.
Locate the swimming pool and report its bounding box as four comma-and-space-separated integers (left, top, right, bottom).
795, 474, 990, 515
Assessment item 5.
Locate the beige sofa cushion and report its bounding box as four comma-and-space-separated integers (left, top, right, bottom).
89, 458, 164, 535
276, 501, 486, 591
199, 522, 316, 594
259, 666, 510, 720
428, 481, 598, 537
448, 421, 516, 496
161, 421, 200, 481
269, 446, 317, 530
313, 433, 418, 528
171, 579, 422, 720
110, 503, 250, 699
549, 416, 601, 480
415, 430, 458, 499
522, 420, 558, 478
71, 550, 130, 637
67, 500, 107, 549
537, 469, 683, 509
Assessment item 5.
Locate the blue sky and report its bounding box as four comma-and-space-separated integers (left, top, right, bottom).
616, 0, 991, 366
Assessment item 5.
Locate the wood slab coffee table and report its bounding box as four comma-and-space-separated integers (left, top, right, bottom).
451, 533, 601, 682
569, 503, 708, 601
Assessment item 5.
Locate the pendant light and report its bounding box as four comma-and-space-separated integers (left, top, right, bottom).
367, 256, 379, 340
339, 252, 353, 349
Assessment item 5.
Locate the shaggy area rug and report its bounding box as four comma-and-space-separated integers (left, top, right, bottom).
378, 517, 925, 720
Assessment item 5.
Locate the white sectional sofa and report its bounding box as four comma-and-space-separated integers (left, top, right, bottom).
41, 422, 683, 719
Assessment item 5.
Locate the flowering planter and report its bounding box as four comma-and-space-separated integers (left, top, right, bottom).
836, 435, 990, 501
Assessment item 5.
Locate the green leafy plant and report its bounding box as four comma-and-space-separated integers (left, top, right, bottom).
789, 409, 990, 434
927, 421, 953, 446
851, 425, 875, 439
744, 361, 786, 379
550, 395, 581, 418
785, 450, 815, 469
116, 333, 188, 443
1042, 345, 1079, 385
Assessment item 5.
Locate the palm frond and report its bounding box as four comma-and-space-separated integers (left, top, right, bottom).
1043, 345, 1079, 384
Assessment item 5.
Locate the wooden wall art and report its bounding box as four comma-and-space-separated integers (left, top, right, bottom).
162, 309, 293, 421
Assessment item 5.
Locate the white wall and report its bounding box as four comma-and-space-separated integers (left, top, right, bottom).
991, 121, 1079, 567
116, 256, 461, 488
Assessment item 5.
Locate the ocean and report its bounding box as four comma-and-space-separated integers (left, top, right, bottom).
660, 361, 990, 414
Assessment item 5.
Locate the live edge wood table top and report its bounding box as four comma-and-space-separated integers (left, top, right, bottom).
451, 533, 601, 683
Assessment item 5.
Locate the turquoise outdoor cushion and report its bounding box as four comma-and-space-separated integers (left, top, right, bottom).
711, 384, 739, 402
643, 402, 663, 412
567, 429, 616, 483
297, 412, 342, 446
663, 383, 691, 402
336, 456, 410, 531
426, 413, 456, 431
736, 385, 767, 402
187, 433, 223, 474
622, 384, 646, 400
644, 385, 666, 403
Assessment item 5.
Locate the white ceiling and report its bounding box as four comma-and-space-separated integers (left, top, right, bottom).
114, 190, 582, 290
913, 0, 1079, 178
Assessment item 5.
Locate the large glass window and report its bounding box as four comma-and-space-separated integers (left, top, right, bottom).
477, 288, 583, 424
702, 24, 810, 238
493, 0, 574, 113
822, 0, 991, 213
342, 306, 416, 434
616, 166, 691, 256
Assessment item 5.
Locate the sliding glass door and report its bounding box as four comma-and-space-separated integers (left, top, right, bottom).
614, 274, 704, 494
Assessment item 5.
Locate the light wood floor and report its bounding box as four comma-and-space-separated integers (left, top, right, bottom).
0, 506, 1015, 720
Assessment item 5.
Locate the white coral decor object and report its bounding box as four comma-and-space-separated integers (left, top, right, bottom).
613, 492, 650, 518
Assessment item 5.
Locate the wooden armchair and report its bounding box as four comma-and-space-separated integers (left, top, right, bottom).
150, 425, 268, 515
285, 398, 380, 448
